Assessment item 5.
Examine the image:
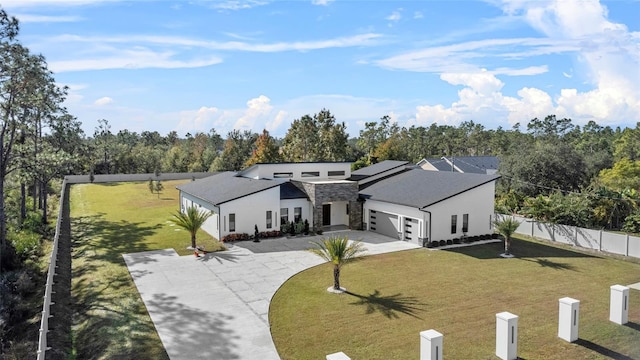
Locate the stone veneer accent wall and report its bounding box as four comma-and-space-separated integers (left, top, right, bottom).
291, 180, 362, 231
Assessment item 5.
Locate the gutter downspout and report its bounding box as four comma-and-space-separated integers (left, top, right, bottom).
420, 208, 432, 247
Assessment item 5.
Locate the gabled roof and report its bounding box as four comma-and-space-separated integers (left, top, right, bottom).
445, 156, 499, 174
359, 169, 500, 208
419, 156, 499, 174
176, 171, 281, 205
351, 160, 409, 180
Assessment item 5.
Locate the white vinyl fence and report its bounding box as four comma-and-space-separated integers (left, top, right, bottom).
497, 214, 640, 259
36, 178, 67, 360
37, 173, 212, 359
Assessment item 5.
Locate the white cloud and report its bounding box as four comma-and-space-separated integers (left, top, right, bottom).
414, 11, 424, 19
1, 0, 112, 8
311, 0, 334, 5
266, 110, 289, 133
93, 96, 113, 106
176, 106, 222, 134
234, 95, 274, 131
211, 1, 269, 11
48, 47, 223, 72
12, 14, 83, 22
386, 9, 402, 22
48, 33, 383, 53
383, 0, 640, 128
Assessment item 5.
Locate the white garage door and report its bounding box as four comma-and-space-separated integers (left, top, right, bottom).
403, 217, 420, 244
369, 210, 399, 239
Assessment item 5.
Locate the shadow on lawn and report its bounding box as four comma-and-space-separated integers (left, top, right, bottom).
71, 214, 163, 265
625, 321, 640, 332
444, 237, 599, 261
575, 339, 636, 360
346, 290, 426, 319
519, 257, 577, 271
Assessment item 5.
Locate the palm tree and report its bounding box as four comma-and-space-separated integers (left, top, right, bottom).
308, 236, 366, 291
171, 206, 212, 249
494, 216, 520, 255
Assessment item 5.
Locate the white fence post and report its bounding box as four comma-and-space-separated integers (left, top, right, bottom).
558, 297, 580, 342
326, 352, 351, 360
610, 285, 629, 325
420, 329, 443, 360
496, 312, 518, 360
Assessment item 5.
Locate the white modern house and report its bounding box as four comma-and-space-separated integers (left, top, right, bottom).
176, 160, 500, 245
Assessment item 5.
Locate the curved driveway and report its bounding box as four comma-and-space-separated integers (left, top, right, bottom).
123, 231, 420, 360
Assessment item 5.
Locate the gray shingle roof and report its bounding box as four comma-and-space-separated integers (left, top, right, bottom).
351, 160, 409, 178
446, 156, 499, 174
359, 169, 500, 208
176, 172, 281, 205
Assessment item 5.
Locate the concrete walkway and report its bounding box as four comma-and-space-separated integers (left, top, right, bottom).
123, 231, 420, 360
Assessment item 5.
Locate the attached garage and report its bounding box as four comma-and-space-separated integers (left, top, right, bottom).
369, 210, 400, 239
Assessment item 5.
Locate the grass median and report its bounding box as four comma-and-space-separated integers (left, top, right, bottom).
270, 237, 640, 359
69, 180, 225, 359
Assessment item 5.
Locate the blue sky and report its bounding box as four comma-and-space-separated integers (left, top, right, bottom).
3, 0, 639, 138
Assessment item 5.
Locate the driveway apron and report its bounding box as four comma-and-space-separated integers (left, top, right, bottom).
123, 231, 420, 360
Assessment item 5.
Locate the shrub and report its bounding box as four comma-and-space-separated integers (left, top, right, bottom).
303, 219, 310, 235
453, 238, 460, 244
439, 240, 446, 246
429, 241, 439, 248
8, 230, 41, 261
258, 230, 282, 239
289, 221, 295, 236
280, 222, 290, 234
446, 239, 453, 245
22, 211, 45, 233
294, 221, 305, 235
221, 233, 250, 242
622, 212, 640, 234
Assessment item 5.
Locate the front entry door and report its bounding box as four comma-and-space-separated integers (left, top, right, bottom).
322, 204, 331, 226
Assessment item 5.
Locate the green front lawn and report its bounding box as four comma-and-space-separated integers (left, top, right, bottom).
270, 237, 640, 359
69, 180, 225, 359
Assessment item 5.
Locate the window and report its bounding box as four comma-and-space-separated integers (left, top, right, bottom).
301, 171, 320, 177
346, 203, 350, 215
280, 208, 288, 224
273, 172, 293, 178
294, 207, 302, 222
229, 213, 236, 232
462, 214, 469, 233
451, 215, 457, 234
328, 170, 345, 176
266, 211, 272, 229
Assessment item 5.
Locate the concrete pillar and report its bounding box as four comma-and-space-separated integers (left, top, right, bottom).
610, 285, 630, 325
326, 352, 350, 360
496, 312, 518, 360
420, 329, 443, 360
558, 297, 580, 342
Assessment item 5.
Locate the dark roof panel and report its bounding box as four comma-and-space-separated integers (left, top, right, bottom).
280, 182, 308, 200
359, 169, 500, 208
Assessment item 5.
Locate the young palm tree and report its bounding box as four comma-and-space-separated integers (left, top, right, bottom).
309, 236, 366, 291
494, 216, 520, 255
171, 206, 212, 249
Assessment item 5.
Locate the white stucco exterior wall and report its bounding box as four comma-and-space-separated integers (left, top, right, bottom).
218, 186, 281, 237
424, 181, 496, 241
280, 198, 312, 226
240, 163, 351, 180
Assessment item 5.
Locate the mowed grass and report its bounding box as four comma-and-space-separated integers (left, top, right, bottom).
69, 180, 225, 359
270, 237, 640, 360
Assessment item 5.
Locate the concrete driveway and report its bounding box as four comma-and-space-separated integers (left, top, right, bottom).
123, 231, 420, 360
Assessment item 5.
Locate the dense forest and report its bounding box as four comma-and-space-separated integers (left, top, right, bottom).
1, 6, 640, 357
